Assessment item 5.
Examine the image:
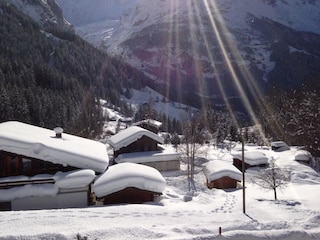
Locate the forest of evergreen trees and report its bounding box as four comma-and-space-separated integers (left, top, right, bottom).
0, 2, 150, 138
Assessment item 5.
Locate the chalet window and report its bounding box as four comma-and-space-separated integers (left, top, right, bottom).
0, 158, 6, 177
0, 151, 77, 178
7, 155, 21, 176
0, 201, 11, 211
22, 158, 32, 175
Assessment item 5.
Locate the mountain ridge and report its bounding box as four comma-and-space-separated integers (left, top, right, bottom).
57, 0, 320, 109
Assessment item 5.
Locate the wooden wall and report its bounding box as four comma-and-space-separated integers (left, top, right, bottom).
102, 187, 159, 205
114, 136, 159, 158
206, 176, 238, 189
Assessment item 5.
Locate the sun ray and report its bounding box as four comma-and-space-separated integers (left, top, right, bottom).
203, 0, 272, 142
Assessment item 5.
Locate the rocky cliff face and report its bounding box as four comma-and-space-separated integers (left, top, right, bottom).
56, 0, 137, 26
9, 0, 74, 37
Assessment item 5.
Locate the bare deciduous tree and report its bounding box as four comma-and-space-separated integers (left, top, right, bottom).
180, 112, 203, 193
254, 158, 289, 200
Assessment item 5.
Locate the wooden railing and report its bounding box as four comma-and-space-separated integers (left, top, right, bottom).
0, 178, 55, 189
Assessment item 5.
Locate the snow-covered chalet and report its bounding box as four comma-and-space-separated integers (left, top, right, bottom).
0, 121, 109, 211
108, 126, 180, 172
232, 150, 269, 171
203, 160, 242, 189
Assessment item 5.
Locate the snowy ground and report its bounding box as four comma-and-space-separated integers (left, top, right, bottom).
1, 145, 320, 240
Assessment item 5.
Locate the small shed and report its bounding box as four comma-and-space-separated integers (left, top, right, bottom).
271, 141, 290, 152
232, 151, 269, 171
93, 163, 166, 205
294, 150, 312, 165
203, 160, 242, 189
132, 119, 163, 134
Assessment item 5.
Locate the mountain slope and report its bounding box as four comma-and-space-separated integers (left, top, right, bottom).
56, 0, 137, 26
57, 0, 320, 110
0, 1, 151, 137
9, 0, 74, 39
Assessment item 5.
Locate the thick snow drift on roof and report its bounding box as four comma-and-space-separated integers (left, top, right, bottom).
54, 169, 96, 189
271, 141, 289, 147
108, 126, 164, 151
0, 169, 96, 201
294, 150, 312, 162
271, 141, 290, 152
231, 151, 269, 166
115, 148, 179, 164
132, 119, 163, 128
203, 160, 242, 182
93, 162, 166, 198
0, 121, 109, 173
0, 184, 59, 202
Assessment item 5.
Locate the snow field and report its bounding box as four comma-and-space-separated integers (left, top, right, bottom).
0, 145, 320, 239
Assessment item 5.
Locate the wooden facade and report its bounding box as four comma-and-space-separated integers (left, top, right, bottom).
206, 176, 239, 189
233, 158, 267, 171
114, 136, 159, 158
0, 150, 92, 211
0, 150, 76, 178
102, 187, 160, 205
134, 119, 162, 134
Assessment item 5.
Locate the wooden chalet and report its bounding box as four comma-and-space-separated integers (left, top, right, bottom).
232, 151, 269, 171
132, 119, 163, 134
203, 160, 242, 189
108, 126, 180, 171
93, 163, 166, 205
0, 121, 109, 211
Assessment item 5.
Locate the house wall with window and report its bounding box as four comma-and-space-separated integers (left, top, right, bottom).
114, 136, 159, 158
0, 150, 76, 178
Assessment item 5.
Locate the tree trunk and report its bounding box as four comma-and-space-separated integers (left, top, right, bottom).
274, 187, 277, 201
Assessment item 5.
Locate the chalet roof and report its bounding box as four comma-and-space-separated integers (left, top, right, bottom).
294, 150, 312, 162
93, 162, 166, 198
108, 126, 164, 151
231, 151, 269, 166
115, 148, 179, 164
271, 141, 289, 147
0, 121, 109, 173
132, 119, 163, 128
203, 160, 242, 182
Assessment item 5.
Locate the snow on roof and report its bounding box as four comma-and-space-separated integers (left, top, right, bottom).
231, 151, 269, 166
0, 169, 95, 201
108, 126, 164, 151
132, 119, 163, 128
294, 150, 312, 161
0, 121, 109, 173
115, 148, 179, 164
203, 160, 242, 182
93, 162, 166, 198
271, 141, 289, 147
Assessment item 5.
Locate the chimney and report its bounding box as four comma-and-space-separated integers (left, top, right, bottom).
53, 127, 63, 138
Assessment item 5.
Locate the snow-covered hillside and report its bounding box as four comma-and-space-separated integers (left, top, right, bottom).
1, 144, 320, 239
122, 86, 198, 121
